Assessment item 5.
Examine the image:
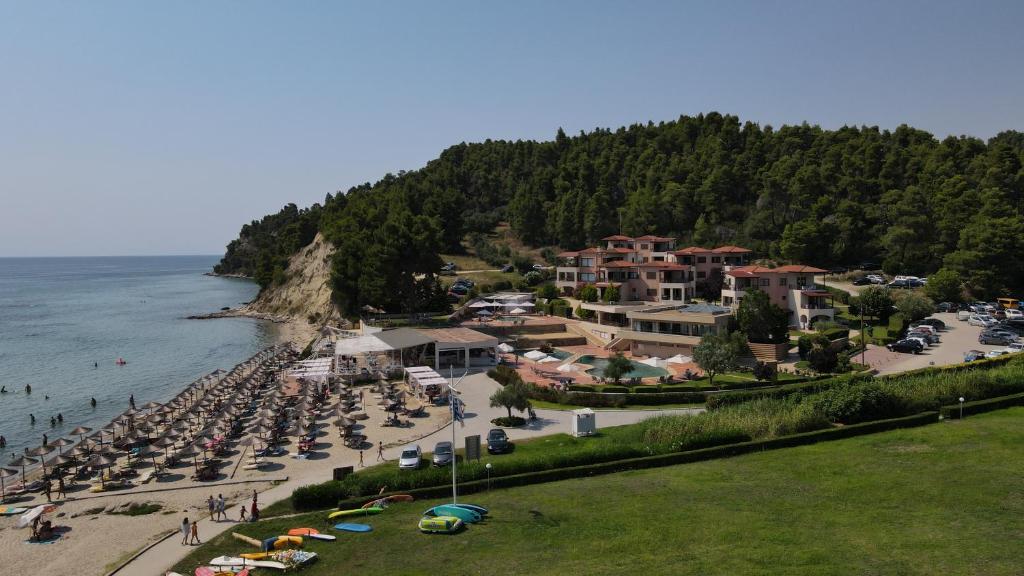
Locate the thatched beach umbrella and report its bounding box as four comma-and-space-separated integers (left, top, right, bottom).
87, 453, 119, 487
47, 453, 77, 475
0, 467, 18, 499
68, 426, 93, 444
25, 446, 53, 477
7, 456, 37, 486
50, 437, 75, 454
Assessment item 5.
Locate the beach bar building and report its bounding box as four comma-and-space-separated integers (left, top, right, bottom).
333, 326, 499, 374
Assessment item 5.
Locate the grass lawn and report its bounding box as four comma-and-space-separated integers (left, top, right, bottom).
175, 408, 1024, 575
438, 253, 495, 271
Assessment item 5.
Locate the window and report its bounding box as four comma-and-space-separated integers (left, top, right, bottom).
646, 271, 656, 279
697, 271, 706, 279
711, 256, 721, 263
779, 277, 787, 287
697, 256, 706, 263
640, 244, 649, 250
797, 276, 807, 287
760, 278, 770, 287
580, 273, 596, 282
580, 257, 595, 267
628, 272, 639, 280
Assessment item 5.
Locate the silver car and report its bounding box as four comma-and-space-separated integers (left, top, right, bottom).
432, 441, 454, 467
398, 444, 422, 470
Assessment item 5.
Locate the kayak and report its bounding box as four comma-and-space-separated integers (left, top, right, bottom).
449, 503, 488, 516
418, 515, 464, 534
327, 506, 383, 520
287, 527, 336, 541
208, 557, 287, 571
333, 523, 372, 533
425, 505, 481, 523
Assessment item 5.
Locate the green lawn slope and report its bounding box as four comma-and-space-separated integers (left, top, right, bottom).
174, 408, 1024, 575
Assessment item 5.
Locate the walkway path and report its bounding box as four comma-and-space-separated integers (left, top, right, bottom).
115, 372, 699, 576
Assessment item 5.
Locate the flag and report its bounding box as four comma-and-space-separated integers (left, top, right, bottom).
450, 394, 465, 427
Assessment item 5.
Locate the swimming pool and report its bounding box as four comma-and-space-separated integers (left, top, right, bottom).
576, 355, 669, 378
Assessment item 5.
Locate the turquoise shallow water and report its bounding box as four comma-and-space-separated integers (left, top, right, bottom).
0, 256, 276, 459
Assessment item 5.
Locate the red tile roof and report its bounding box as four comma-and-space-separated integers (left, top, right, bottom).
601, 235, 634, 241
602, 260, 637, 268
726, 265, 828, 277
603, 247, 635, 254
638, 262, 688, 270
712, 245, 752, 254
673, 246, 711, 255
634, 235, 675, 242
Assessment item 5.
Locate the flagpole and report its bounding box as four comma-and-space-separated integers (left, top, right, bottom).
449, 365, 457, 504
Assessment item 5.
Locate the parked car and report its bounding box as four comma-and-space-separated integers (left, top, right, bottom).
981, 328, 1019, 342
914, 318, 947, 330
1007, 342, 1024, 353
979, 333, 1015, 346
852, 276, 872, 286
1005, 309, 1024, 321
531, 263, 545, 270
432, 441, 454, 467
908, 324, 938, 336
398, 445, 422, 470
487, 428, 511, 454
968, 314, 998, 327
908, 330, 939, 345
887, 339, 924, 354
957, 310, 971, 321
936, 302, 957, 313
985, 349, 1009, 359
867, 274, 886, 284
887, 279, 911, 289
859, 261, 881, 271
993, 310, 1007, 321
441, 262, 457, 272
904, 335, 931, 349
964, 350, 986, 362
500, 264, 514, 273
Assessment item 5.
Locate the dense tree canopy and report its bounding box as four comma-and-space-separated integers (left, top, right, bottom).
216, 113, 1024, 312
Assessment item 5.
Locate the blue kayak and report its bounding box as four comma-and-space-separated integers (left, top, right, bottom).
450, 503, 488, 516
334, 523, 373, 532
425, 505, 481, 523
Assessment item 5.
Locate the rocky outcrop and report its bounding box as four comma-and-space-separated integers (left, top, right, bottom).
247, 232, 340, 325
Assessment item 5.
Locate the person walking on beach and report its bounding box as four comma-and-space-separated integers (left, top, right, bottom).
359, 450, 364, 467
189, 520, 200, 545
180, 518, 189, 545
216, 494, 226, 521
250, 500, 259, 522
239, 504, 246, 522
207, 495, 215, 519
44, 479, 52, 502
377, 440, 384, 462
57, 476, 66, 499
129, 394, 135, 410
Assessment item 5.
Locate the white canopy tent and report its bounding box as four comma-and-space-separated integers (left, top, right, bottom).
288, 357, 334, 379
496, 342, 514, 353
523, 350, 548, 361
665, 354, 693, 365
333, 334, 393, 356
639, 357, 669, 368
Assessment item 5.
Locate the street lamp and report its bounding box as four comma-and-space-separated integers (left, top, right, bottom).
959, 397, 965, 420
486, 462, 492, 491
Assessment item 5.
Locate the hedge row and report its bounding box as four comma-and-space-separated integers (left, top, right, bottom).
939, 391, 1024, 419
329, 410, 939, 511
706, 372, 871, 409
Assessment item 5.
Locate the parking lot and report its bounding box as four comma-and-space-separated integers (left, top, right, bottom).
863, 312, 1016, 375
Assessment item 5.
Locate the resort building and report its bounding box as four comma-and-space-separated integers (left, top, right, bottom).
608, 303, 733, 357
722, 265, 833, 328
672, 245, 752, 285
555, 235, 692, 302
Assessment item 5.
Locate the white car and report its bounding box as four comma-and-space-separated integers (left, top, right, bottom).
867, 274, 885, 284
968, 314, 997, 327
1007, 342, 1024, 353
957, 310, 971, 321
985, 349, 1009, 359
398, 444, 422, 470
1005, 309, 1023, 320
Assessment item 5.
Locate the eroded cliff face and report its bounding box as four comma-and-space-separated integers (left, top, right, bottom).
246, 232, 340, 325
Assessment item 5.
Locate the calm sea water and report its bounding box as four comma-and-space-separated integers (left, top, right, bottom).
0, 256, 277, 459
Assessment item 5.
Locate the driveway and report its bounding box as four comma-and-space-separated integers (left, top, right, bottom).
384, 372, 702, 458
867, 312, 1006, 375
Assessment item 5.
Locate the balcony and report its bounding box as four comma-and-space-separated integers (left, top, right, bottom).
721, 288, 746, 306
659, 282, 690, 302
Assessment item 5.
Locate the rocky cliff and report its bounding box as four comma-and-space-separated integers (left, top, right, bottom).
246, 232, 340, 325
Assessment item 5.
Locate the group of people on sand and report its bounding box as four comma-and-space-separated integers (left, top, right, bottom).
184, 491, 260, 545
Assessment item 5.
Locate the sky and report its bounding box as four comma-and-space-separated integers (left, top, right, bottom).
1, 1, 1022, 257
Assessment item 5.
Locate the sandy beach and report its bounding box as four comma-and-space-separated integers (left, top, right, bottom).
0, 320, 442, 576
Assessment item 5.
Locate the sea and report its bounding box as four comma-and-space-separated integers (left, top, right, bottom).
0, 256, 278, 460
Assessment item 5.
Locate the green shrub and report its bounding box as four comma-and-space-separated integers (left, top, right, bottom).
797, 335, 813, 360
602, 386, 629, 393
810, 382, 907, 424
491, 416, 526, 427
629, 386, 662, 394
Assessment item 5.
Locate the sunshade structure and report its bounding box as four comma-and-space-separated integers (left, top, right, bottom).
496, 342, 514, 353
50, 438, 75, 454
523, 350, 548, 361
665, 354, 693, 365
509, 307, 527, 314
476, 309, 493, 317
287, 357, 333, 380
0, 467, 18, 499
556, 363, 581, 372
332, 334, 394, 356
24, 446, 53, 476
87, 453, 119, 486
6, 456, 36, 485
68, 426, 93, 443
639, 357, 669, 368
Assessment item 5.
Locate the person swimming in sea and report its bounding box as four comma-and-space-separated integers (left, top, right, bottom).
50, 416, 56, 427
94, 362, 98, 368
57, 413, 63, 423
91, 397, 97, 408
1, 386, 6, 393
45, 395, 49, 400
25, 384, 31, 394
30, 413, 36, 424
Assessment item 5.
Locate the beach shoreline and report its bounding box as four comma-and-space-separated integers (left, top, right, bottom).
188, 306, 320, 348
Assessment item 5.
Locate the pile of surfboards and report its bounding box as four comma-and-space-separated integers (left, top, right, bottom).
419, 503, 488, 534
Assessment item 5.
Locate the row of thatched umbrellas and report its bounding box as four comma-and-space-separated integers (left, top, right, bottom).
2, 344, 296, 495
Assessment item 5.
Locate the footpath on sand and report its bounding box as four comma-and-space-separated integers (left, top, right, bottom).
114, 372, 700, 576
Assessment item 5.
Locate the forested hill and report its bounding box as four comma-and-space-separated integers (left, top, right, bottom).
215, 112, 1024, 314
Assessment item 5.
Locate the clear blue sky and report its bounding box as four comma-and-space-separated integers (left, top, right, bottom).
2, 1, 1022, 257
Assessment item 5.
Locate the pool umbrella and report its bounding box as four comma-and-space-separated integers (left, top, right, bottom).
0, 467, 18, 500
8, 456, 38, 485
50, 438, 75, 454
68, 426, 93, 443
25, 446, 53, 477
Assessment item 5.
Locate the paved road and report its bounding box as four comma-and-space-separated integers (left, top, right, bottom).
117, 372, 700, 576
383, 372, 703, 458
867, 312, 1004, 375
